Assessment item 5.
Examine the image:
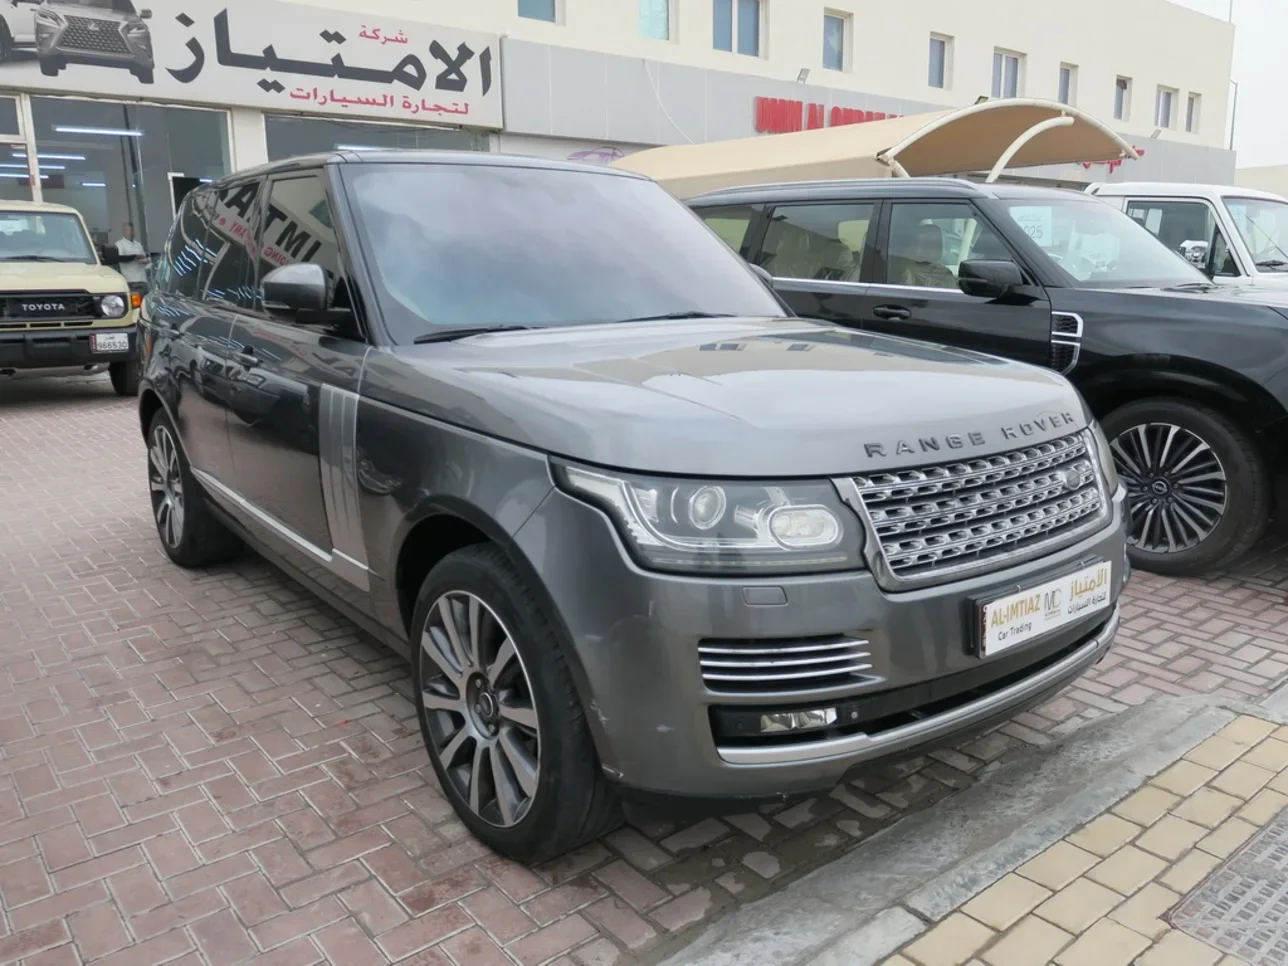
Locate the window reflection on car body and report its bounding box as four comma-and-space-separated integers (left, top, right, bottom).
412, 324, 533, 344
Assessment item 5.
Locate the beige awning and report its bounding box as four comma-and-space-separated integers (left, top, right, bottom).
611, 98, 1140, 199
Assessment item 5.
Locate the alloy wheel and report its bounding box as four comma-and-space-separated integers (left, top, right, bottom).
420, 591, 541, 828
148, 425, 185, 549
1110, 422, 1228, 555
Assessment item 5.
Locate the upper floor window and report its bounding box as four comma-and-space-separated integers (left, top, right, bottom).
1115, 77, 1132, 121
1186, 93, 1202, 133
991, 49, 1023, 99
1155, 86, 1177, 128
714, 0, 761, 56
1058, 64, 1077, 106
640, 0, 670, 40
519, 0, 556, 22
928, 34, 951, 89
823, 12, 847, 71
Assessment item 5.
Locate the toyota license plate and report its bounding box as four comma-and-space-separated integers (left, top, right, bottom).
91, 333, 128, 353
979, 561, 1113, 658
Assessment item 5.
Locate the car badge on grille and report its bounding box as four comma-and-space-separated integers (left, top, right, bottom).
1061, 466, 1085, 491
87, 22, 100, 30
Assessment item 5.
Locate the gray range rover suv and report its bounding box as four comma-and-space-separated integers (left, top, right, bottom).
138, 151, 1129, 862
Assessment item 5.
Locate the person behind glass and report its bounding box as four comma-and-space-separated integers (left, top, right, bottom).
113, 222, 148, 286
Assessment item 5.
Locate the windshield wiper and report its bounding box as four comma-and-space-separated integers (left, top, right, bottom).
0, 255, 71, 262
412, 325, 532, 344
1256, 259, 1288, 270
609, 311, 736, 324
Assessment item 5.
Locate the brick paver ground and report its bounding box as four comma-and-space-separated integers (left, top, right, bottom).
4, 375, 1288, 965
885, 713, 1288, 966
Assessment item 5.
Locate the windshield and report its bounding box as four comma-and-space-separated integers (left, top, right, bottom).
1001, 196, 1206, 288
0, 211, 96, 263
1225, 197, 1288, 271
342, 163, 783, 340
55, 0, 138, 12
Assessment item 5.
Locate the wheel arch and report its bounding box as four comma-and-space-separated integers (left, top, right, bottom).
392, 496, 599, 714
1077, 360, 1288, 465
138, 385, 164, 441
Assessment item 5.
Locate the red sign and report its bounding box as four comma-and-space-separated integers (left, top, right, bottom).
753, 96, 903, 134
1079, 148, 1146, 171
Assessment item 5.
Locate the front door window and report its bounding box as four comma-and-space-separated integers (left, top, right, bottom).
1124, 200, 1236, 276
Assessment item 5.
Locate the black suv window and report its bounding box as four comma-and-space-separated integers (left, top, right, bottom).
161, 191, 213, 298
885, 202, 1013, 290
257, 174, 340, 310
760, 203, 874, 281
203, 180, 262, 308
697, 204, 759, 256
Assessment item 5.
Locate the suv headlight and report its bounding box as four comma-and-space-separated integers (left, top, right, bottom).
1088, 421, 1120, 493
556, 463, 863, 575
98, 294, 128, 319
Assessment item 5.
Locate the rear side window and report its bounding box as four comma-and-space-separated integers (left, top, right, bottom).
760, 203, 874, 281
697, 204, 758, 255
160, 192, 212, 298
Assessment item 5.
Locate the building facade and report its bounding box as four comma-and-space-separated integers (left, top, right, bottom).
0, 0, 1236, 261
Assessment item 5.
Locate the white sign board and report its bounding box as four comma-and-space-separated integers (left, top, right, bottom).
0, 1, 501, 128
1008, 206, 1054, 248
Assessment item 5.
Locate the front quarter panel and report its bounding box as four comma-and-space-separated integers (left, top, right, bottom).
356, 350, 556, 645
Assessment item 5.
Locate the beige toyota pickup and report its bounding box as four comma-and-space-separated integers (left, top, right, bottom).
0, 200, 139, 395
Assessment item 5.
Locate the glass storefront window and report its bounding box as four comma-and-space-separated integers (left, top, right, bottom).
265, 115, 486, 162
0, 97, 31, 202
28, 96, 230, 286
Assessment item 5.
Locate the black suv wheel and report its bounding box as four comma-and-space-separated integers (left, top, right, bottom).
1103, 398, 1267, 576
411, 545, 621, 862
147, 409, 242, 568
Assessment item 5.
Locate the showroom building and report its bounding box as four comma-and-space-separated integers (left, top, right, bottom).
0, 0, 1236, 260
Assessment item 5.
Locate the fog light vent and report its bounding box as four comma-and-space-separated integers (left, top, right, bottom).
698, 636, 872, 694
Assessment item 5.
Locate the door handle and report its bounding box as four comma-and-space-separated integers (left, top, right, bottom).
872, 305, 912, 321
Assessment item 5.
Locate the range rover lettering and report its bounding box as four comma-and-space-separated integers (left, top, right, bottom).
138, 152, 1127, 862
691, 178, 1288, 577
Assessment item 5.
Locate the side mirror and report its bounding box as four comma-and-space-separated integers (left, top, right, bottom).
139, 8, 152, 17
749, 263, 775, 288
99, 244, 120, 266
262, 263, 328, 315
958, 259, 1024, 299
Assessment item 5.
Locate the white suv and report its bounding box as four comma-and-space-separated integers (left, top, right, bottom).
1088, 182, 1288, 290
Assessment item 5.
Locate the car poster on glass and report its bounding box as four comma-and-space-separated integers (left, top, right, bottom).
0, 0, 502, 128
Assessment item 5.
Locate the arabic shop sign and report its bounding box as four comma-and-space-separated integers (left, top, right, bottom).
0, 1, 501, 129
754, 97, 903, 134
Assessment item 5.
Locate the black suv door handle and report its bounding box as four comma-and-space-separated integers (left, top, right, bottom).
872, 305, 911, 321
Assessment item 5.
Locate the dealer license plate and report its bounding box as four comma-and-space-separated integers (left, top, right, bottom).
979, 561, 1113, 658
91, 332, 128, 353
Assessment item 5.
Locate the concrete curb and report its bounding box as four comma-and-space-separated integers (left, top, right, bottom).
658, 694, 1285, 966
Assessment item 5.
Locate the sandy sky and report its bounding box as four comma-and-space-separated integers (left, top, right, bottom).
1172, 0, 1281, 168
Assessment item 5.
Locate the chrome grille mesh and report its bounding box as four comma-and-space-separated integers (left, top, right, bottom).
851, 432, 1104, 584
698, 638, 872, 693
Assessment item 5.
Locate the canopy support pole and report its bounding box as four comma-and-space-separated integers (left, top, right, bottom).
984, 115, 1077, 183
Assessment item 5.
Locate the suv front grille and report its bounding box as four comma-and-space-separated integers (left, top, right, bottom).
698, 637, 873, 693
0, 292, 96, 328
61, 17, 130, 54
850, 432, 1105, 586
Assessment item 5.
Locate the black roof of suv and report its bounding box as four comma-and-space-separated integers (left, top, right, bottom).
690, 177, 1288, 578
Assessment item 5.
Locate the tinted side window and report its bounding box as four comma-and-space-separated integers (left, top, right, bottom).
160, 193, 211, 298
203, 179, 263, 308
885, 202, 1013, 290
697, 204, 758, 256
257, 175, 340, 302
760, 203, 874, 281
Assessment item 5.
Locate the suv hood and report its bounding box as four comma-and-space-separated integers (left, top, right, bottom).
0, 262, 126, 294
369, 318, 1090, 477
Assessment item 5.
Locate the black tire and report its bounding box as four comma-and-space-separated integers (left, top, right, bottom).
109, 360, 140, 397
1102, 398, 1268, 577
146, 409, 242, 569
131, 66, 154, 84
411, 545, 621, 863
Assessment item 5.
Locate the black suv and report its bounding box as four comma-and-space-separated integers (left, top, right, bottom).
691, 178, 1288, 577
136, 152, 1127, 860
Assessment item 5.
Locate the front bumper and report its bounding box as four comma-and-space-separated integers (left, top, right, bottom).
515, 485, 1129, 801
0, 325, 136, 371
36, 23, 152, 68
